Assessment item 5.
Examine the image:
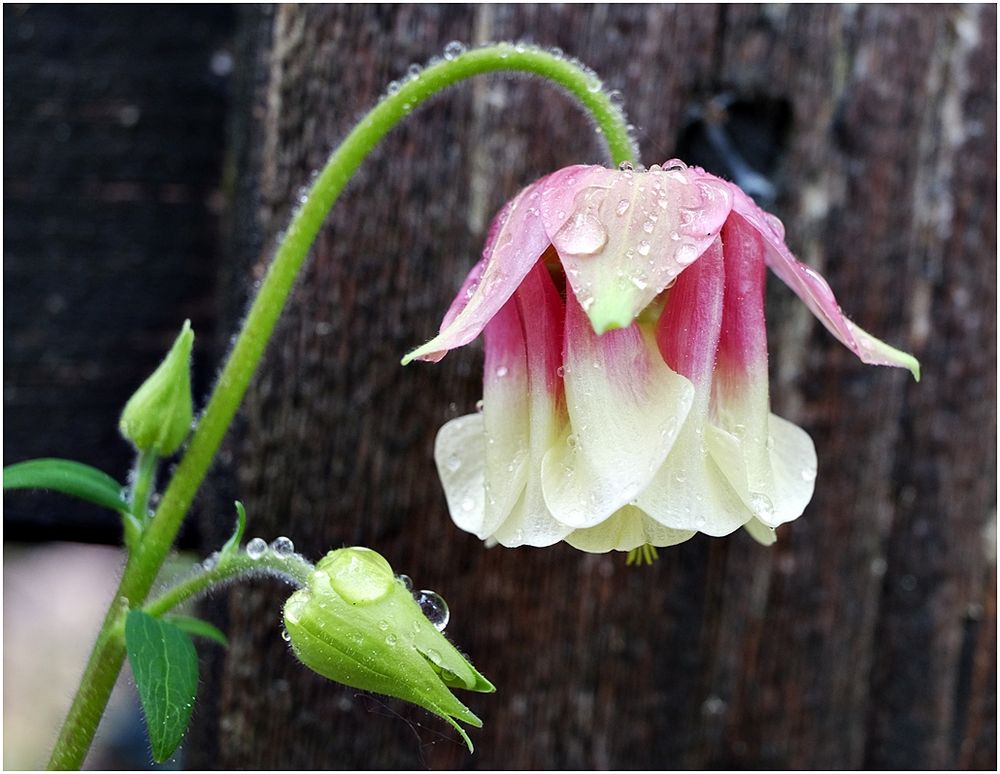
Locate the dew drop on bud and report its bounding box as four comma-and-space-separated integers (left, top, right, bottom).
750, 493, 775, 519
552, 212, 608, 256
385, 633, 398, 646
415, 590, 450, 631
445, 454, 461, 472
270, 536, 294, 557
396, 573, 413, 591
443, 40, 466, 60
281, 628, 291, 642
246, 537, 267, 560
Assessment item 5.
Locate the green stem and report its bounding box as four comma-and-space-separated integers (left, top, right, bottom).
47, 43, 636, 770
131, 451, 157, 522
144, 550, 315, 618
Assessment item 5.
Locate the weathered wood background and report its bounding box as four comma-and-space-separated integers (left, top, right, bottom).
5, 4, 996, 770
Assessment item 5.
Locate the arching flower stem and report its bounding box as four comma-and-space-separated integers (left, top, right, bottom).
48, 45, 636, 770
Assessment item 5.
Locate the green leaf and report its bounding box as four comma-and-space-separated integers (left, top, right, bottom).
220, 500, 247, 556
125, 610, 199, 763
3, 458, 127, 513
165, 615, 228, 647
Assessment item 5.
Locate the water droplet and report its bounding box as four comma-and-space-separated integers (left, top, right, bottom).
385, 633, 398, 646
411, 620, 422, 635
630, 276, 648, 290
475, 399, 485, 413
246, 538, 267, 560
280, 628, 291, 642
608, 89, 624, 107
750, 493, 774, 518
615, 199, 630, 216
396, 573, 413, 591
553, 212, 608, 256
386, 79, 400, 95
201, 552, 219, 571
461, 497, 475, 512
567, 434, 580, 449
676, 244, 698, 266
618, 160, 634, 172
587, 77, 602, 93
445, 455, 461, 472
416, 591, 450, 631
425, 647, 443, 666
556, 365, 565, 378
674, 471, 687, 483
800, 467, 817, 482
637, 240, 651, 256
270, 536, 294, 557
642, 220, 655, 234
406, 63, 422, 80
664, 159, 688, 171
378, 619, 390, 631
443, 41, 466, 60
495, 365, 509, 378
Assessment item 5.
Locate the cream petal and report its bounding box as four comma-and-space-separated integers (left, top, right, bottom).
634, 415, 754, 536
434, 413, 488, 536
403, 178, 552, 364
542, 164, 733, 333
481, 293, 531, 537
742, 517, 777, 546
541, 297, 694, 529
564, 504, 695, 553
488, 265, 572, 547
730, 186, 920, 380
705, 412, 817, 528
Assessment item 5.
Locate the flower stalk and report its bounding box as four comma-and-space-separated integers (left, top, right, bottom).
47, 44, 634, 770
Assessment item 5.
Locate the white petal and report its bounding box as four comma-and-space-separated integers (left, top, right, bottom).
541, 299, 694, 529
634, 415, 754, 536
705, 413, 817, 528
565, 505, 695, 553
434, 414, 487, 536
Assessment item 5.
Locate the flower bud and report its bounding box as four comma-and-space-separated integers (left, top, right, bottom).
283, 547, 494, 750
119, 320, 194, 455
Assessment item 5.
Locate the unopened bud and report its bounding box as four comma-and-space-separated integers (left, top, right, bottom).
283, 547, 494, 750
119, 320, 194, 455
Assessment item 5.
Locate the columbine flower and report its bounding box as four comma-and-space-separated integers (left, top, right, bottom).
283, 547, 494, 750
404, 162, 919, 552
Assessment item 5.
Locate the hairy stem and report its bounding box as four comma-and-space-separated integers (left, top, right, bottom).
144, 550, 315, 618
48, 43, 636, 769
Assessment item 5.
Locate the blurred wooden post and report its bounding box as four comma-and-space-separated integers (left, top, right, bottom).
190, 5, 996, 768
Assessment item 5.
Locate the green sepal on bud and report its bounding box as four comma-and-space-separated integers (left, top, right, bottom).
283, 547, 495, 751
119, 320, 195, 455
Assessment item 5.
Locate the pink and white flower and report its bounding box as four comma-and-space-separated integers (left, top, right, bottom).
405, 162, 919, 552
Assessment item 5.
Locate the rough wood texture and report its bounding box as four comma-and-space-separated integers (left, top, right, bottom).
3, 4, 234, 544
184, 5, 996, 769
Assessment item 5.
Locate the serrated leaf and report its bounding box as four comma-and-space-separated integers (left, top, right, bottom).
166, 615, 228, 647
3, 458, 127, 513
125, 610, 199, 763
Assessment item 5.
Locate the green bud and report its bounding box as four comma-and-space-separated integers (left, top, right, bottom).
119, 320, 194, 455
283, 547, 494, 751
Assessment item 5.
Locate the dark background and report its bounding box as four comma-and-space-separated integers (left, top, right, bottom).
4, 4, 996, 770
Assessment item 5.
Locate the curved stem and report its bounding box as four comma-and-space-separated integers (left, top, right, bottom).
48, 43, 636, 770
144, 550, 315, 618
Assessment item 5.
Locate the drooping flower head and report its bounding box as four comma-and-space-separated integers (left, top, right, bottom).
404, 161, 919, 552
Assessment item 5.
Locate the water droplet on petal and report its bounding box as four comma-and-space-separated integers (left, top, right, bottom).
396, 573, 413, 591
416, 590, 450, 631
567, 434, 580, 449
664, 158, 688, 171
443, 41, 466, 60
615, 199, 630, 216
553, 212, 608, 256
637, 240, 651, 256
445, 455, 461, 472
495, 365, 509, 378
461, 496, 475, 512
676, 244, 698, 266
246, 538, 267, 560
750, 493, 774, 519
